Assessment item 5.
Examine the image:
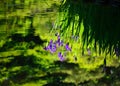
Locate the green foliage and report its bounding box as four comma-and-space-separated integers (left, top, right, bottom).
1, 0, 120, 86
56, 0, 120, 55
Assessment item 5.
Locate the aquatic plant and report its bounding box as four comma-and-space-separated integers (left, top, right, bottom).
65, 43, 71, 51
58, 52, 65, 61
44, 39, 57, 53
55, 0, 120, 56
44, 33, 73, 61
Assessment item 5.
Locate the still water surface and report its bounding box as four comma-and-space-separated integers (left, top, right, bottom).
0, 0, 120, 86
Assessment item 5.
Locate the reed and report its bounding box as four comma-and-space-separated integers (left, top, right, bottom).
55, 0, 120, 55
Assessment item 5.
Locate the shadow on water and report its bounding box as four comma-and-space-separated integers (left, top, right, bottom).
0, 0, 62, 86
1, 0, 120, 86
0, 53, 49, 86
53, 61, 79, 69
1, 54, 120, 86
0, 57, 79, 86
44, 82, 75, 86
0, 28, 47, 51
0, 18, 48, 86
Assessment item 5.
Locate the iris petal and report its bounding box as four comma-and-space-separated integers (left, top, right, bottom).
44, 46, 49, 50
65, 43, 71, 51
58, 52, 65, 61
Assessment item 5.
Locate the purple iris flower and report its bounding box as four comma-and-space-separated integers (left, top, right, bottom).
65, 43, 71, 51
49, 43, 57, 53
55, 35, 64, 47
44, 46, 49, 50
44, 39, 57, 53
58, 52, 65, 61
56, 37, 60, 44
57, 35, 61, 43
50, 39, 53, 44
58, 40, 63, 46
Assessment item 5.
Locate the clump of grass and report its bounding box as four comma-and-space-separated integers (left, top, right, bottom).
55, 0, 120, 56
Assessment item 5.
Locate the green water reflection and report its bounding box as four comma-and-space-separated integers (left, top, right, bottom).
0, 0, 120, 86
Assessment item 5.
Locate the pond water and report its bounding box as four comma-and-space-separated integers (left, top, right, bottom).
0, 0, 120, 86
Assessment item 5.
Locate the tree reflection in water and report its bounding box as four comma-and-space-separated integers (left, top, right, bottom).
0, 0, 120, 86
